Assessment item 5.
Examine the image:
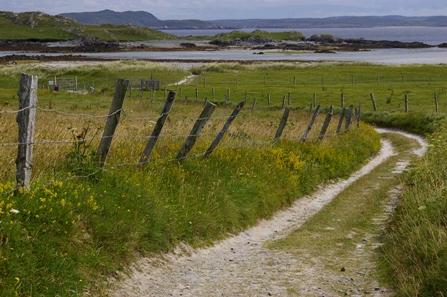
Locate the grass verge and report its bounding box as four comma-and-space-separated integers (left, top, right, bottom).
366, 112, 446, 296
0, 126, 379, 296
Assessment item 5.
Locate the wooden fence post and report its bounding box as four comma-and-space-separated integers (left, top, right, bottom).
176, 101, 216, 161
434, 93, 439, 113
212, 87, 215, 100
227, 88, 231, 103
345, 105, 354, 130
341, 92, 345, 108
195, 88, 199, 101
97, 79, 128, 166
267, 93, 271, 106
281, 96, 286, 109
318, 105, 334, 141
251, 98, 257, 112
370, 93, 377, 111
355, 104, 361, 127
404, 94, 409, 113
300, 105, 320, 143
16, 74, 38, 189
287, 92, 291, 106
204, 101, 245, 157
139, 91, 176, 165
274, 108, 290, 141
313, 92, 317, 109
336, 107, 346, 134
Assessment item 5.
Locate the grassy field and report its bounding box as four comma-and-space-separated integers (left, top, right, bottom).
0, 11, 174, 41
0, 61, 383, 296
1, 62, 446, 113
0, 61, 446, 296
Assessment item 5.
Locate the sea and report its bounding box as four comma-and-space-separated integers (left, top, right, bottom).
161, 26, 447, 46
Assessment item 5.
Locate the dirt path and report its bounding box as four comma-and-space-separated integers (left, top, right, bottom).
108, 129, 427, 297
170, 74, 198, 86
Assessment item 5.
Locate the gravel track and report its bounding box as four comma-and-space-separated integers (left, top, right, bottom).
108, 129, 427, 297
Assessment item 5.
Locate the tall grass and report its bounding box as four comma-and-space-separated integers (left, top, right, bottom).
0, 100, 380, 296
366, 112, 447, 296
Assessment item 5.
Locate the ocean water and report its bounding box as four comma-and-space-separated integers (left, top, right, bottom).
161, 26, 447, 45
2, 47, 446, 65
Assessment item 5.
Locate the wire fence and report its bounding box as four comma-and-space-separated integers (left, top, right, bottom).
1, 75, 361, 190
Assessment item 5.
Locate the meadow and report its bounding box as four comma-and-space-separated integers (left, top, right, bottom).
0, 61, 445, 296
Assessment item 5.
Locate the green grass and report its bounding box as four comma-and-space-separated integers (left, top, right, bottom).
81, 24, 175, 42
182, 63, 447, 114
1, 62, 446, 114
0, 125, 379, 296
372, 121, 447, 297
270, 133, 421, 294
0, 12, 78, 41
0, 11, 175, 41
1, 61, 446, 296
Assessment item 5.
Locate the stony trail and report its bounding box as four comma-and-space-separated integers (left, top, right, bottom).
109, 129, 427, 297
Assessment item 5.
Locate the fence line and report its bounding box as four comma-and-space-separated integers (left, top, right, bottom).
2, 74, 363, 190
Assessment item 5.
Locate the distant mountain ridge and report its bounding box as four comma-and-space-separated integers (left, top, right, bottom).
61, 10, 218, 29
60, 10, 447, 29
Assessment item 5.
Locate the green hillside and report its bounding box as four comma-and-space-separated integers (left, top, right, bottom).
211, 30, 306, 44
0, 11, 175, 41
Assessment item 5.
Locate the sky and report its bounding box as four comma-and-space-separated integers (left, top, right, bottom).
1, 0, 446, 19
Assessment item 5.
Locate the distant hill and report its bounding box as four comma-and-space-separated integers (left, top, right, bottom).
60, 11, 447, 29
61, 9, 217, 29
0, 11, 175, 41
212, 16, 447, 29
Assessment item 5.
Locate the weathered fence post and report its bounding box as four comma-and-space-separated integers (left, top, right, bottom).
139, 91, 176, 165
345, 105, 354, 130
204, 101, 245, 157
404, 94, 409, 113
313, 92, 317, 109
434, 92, 439, 113
318, 105, 334, 141
281, 96, 286, 109
16, 74, 38, 189
274, 108, 290, 141
97, 79, 129, 166
355, 105, 361, 127
227, 88, 231, 103
251, 98, 257, 112
267, 93, 271, 106
341, 92, 345, 108
244, 91, 248, 103
212, 87, 215, 100
336, 107, 346, 134
300, 105, 320, 143
370, 93, 377, 111
287, 92, 291, 106
195, 88, 199, 101
176, 101, 216, 161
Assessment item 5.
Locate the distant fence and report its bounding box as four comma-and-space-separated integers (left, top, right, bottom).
2, 74, 361, 190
